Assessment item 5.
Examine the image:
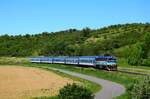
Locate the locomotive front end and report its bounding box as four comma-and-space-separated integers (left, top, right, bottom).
95, 56, 117, 71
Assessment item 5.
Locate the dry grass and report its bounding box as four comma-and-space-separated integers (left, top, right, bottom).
0, 66, 73, 99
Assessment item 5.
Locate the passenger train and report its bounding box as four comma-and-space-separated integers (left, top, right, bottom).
30, 56, 117, 71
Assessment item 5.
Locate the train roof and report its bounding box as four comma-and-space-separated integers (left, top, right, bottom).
79, 56, 113, 58
30, 56, 114, 59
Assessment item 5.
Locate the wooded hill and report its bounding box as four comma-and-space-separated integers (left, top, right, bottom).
0, 23, 150, 66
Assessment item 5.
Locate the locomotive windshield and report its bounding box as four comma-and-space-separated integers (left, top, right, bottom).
109, 58, 116, 62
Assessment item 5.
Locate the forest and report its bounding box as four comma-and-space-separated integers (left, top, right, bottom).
0, 23, 150, 66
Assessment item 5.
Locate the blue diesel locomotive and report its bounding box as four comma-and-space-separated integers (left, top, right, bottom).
30, 56, 117, 71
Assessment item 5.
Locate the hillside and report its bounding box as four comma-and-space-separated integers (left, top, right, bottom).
0, 23, 150, 66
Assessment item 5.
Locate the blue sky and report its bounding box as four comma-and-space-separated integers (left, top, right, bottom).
0, 0, 150, 35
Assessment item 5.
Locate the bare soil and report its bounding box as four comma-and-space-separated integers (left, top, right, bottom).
0, 66, 73, 99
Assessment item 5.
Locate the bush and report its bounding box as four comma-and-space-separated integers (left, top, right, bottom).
126, 43, 144, 65
58, 83, 94, 99
128, 76, 150, 99
0, 57, 29, 65
142, 59, 150, 66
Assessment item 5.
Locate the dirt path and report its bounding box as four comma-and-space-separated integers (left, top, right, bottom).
48, 67, 125, 99
0, 66, 73, 99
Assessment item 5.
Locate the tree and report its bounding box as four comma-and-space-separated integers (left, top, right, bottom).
58, 83, 94, 99
126, 43, 144, 65
142, 32, 150, 58
128, 76, 150, 99
82, 27, 91, 37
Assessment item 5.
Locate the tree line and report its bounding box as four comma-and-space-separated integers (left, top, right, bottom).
0, 23, 150, 66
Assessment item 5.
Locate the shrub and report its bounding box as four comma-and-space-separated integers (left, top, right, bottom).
126, 43, 144, 65
128, 76, 150, 99
142, 59, 150, 66
58, 83, 94, 99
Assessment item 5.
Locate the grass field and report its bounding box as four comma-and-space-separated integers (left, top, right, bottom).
0, 57, 149, 99
118, 58, 150, 75
24, 63, 145, 99
0, 57, 101, 99
0, 57, 29, 65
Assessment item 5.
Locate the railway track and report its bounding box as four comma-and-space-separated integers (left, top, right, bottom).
117, 69, 150, 76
